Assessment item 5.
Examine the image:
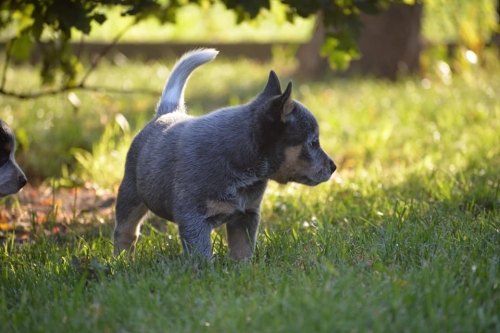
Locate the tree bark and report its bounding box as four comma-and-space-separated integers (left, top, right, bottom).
295, 3, 424, 80
294, 12, 329, 79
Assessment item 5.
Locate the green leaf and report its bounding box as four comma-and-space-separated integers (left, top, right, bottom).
8, 30, 33, 61
92, 13, 107, 25
354, 0, 382, 15
52, 1, 94, 34
31, 14, 45, 39
285, 9, 295, 23
320, 34, 360, 70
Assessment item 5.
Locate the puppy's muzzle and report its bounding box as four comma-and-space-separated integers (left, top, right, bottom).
329, 158, 337, 175
304, 155, 336, 186
19, 175, 28, 188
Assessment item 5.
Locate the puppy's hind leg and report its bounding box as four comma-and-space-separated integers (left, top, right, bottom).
226, 211, 260, 260
114, 177, 148, 256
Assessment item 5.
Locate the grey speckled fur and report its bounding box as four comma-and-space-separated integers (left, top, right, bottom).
114, 48, 336, 260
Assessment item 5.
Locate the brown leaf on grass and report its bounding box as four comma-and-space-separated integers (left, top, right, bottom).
40, 198, 63, 207
0, 211, 8, 223
35, 212, 47, 224
0, 184, 116, 245
0, 222, 14, 231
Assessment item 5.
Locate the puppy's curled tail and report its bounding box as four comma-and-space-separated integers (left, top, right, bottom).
156, 48, 218, 116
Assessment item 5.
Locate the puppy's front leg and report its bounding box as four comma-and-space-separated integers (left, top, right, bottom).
178, 220, 214, 258
226, 211, 260, 260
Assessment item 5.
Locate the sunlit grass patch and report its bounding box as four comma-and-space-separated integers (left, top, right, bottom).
1, 54, 499, 332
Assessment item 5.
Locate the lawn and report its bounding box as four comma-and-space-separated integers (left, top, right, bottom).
1, 50, 499, 332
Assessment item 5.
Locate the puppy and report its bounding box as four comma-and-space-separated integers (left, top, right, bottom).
0, 120, 27, 198
114, 49, 336, 260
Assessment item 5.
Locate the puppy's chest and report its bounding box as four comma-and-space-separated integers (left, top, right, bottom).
205, 180, 266, 227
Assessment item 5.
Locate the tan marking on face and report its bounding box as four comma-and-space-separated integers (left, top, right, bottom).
270, 145, 311, 184
3, 141, 12, 152
206, 200, 238, 216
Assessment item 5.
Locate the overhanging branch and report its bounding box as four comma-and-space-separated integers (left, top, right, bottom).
78, 18, 138, 88
0, 85, 158, 99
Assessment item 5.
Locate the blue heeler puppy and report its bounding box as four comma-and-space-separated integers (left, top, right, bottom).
114, 49, 336, 260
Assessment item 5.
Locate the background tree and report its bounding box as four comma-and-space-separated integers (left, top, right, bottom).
348, 2, 423, 80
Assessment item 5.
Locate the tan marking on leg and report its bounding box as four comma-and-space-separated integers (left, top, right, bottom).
227, 211, 260, 260
114, 204, 148, 256
227, 224, 254, 260
206, 200, 237, 216
246, 197, 262, 211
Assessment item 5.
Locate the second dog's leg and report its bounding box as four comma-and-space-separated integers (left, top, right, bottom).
114, 181, 148, 256
226, 211, 260, 260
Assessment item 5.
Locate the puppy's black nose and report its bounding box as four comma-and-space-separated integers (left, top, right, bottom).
19, 175, 27, 187
329, 159, 337, 174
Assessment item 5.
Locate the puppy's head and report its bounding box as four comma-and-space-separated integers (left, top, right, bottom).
0, 120, 27, 197
257, 71, 336, 186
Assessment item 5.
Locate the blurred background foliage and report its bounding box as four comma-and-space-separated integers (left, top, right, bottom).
423, 0, 497, 49
0, 0, 406, 87
0, 0, 498, 191
1, 0, 498, 87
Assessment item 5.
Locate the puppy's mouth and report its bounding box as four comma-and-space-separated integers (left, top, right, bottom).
0, 179, 27, 197
289, 175, 327, 187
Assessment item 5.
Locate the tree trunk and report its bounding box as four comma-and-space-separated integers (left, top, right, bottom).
295, 3, 424, 80
493, 1, 500, 48
294, 12, 329, 79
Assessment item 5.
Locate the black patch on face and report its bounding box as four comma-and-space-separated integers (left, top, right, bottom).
254, 100, 286, 152
0, 121, 13, 167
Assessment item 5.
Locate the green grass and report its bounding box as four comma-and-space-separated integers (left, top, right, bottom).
1, 54, 500, 331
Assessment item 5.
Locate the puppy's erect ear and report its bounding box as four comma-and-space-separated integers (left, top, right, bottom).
262, 70, 282, 96
279, 81, 294, 122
